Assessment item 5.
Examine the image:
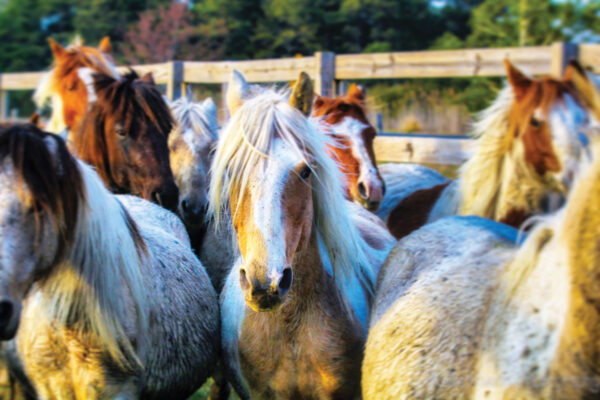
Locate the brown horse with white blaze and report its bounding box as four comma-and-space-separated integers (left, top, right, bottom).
72, 70, 179, 212
312, 85, 385, 211
212, 73, 394, 399
34, 37, 118, 135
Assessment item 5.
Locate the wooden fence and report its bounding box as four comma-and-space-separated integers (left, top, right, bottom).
0, 42, 598, 165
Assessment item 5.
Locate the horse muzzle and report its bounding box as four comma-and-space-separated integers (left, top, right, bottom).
239, 266, 293, 312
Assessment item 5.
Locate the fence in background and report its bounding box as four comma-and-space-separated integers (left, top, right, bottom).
1, 42, 598, 164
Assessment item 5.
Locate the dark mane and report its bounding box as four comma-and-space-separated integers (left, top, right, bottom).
0, 123, 84, 260
93, 70, 173, 137
73, 70, 174, 189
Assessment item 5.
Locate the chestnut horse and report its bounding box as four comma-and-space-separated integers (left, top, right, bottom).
377, 60, 599, 238
34, 37, 118, 136
73, 70, 179, 212
312, 85, 386, 211
0, 123, 219, 399
363, 132, 600, 399
212, 75, 394, 399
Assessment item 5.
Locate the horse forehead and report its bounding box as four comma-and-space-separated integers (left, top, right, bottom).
253, 139, 302, 192
329, 116, 370, 140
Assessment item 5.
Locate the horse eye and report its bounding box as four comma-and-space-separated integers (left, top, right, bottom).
115, 123, 126, 137
530, 117, 541, 128
299, 166, 312, 180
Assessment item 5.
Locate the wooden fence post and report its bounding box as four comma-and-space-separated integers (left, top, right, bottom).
314, 52, 335, 97
221, 81, 229, 124
0, 74, 6, 121
167, 61, 184, 100
550, 42, 578, 78
336, 79, 347, 96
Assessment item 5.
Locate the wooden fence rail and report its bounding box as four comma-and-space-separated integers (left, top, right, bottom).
0, 42, 598, 164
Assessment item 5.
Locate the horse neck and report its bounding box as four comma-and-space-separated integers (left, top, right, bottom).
548, 163, 600, 394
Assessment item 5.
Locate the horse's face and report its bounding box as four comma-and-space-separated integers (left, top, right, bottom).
231, 137, 313, 312
169, 128, 214, 226
76, 72, 179, 212
169, 99, 218, 227
506, 60, 594, 198
0, 125, 82, 340
313, 85, 385, 211
46, 37, 116, 131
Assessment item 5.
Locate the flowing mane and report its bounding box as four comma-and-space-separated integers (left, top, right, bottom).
209, 88, 376, 296
170, 95, 219, 144
0, 124, 148, 369
457, 77, 582, 222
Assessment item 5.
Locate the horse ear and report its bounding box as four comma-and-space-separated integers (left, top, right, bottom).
227, 69, 249, 115
566, 60, 600, 120
48, 38, 67, 61
347, 84, 365, 103
98, 36, 112, 54
289, 71, 314, 116
140, 72, 155, 85
504, 59, 532, 100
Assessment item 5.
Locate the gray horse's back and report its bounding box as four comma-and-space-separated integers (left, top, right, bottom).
124, 203, 220, 399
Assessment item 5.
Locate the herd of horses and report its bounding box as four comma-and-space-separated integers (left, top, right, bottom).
0, 36, 598, 399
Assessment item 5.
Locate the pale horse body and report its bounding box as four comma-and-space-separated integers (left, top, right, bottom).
0, 124, 219, 399
376, 61, 597, 238
212, 83, 395, 398
363, 135, 600, 398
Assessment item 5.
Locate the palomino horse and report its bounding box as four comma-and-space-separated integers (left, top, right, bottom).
312, 85, 386, 211
211, 75, 394, 399
377, 60, 598, 238
363, 130, 600, 399
0, 123, 219, 399
73, 70, 179, 211
33, 37, 118, 135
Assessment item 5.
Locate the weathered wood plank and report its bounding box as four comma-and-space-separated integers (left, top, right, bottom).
374, 134, 474, 165
579, 44, 600, 74
183, 57, 316, 83
335, 46, 553, 79
166, 61, 184, 100
550, 42, 578, 78
0, 63, 170, 90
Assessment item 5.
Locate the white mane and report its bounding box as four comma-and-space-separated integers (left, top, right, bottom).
38, 160, 148, 368
209, 88, 376, 301
170, 95, 219, 146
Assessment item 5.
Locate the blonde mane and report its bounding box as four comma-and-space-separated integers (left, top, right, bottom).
38, 161, 148, 369
209, 88, 376, 297
457, 85, 549, 220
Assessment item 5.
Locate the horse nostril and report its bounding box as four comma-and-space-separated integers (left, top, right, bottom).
357, 181, 368, 199
239, 269, 251, 292
0, 300, 13, 324
181, 199, 189, 214
278, 267, 293, 294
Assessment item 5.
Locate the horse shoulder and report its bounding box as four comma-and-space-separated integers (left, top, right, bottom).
376, 163, 451, 239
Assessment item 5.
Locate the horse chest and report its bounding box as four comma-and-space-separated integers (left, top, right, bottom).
238, 297, 363, 399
